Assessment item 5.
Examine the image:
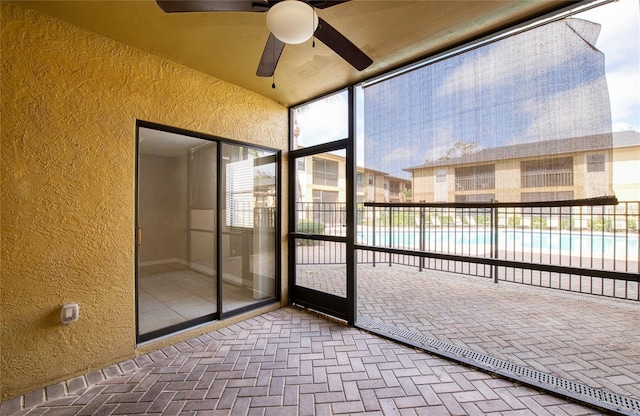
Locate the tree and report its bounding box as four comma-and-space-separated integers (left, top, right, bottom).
437, 141, 478, 161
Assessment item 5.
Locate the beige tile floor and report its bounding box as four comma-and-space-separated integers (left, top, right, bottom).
138, 263, 256, 334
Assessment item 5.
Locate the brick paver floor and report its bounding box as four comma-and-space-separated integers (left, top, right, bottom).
355, 263, 640, 403
2, 307, 607, 415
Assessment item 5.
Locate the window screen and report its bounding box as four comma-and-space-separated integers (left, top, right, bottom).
363, 16, 615, 203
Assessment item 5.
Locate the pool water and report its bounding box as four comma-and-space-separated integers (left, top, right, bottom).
357, 229, 639, 257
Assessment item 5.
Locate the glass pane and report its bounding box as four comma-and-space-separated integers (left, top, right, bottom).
295, 150, 347, 237
137, 127, 216, 336
221, 143, 277, 313
292, 90, 348, 150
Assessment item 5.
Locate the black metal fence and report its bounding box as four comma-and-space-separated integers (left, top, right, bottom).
295, 201, 640, 301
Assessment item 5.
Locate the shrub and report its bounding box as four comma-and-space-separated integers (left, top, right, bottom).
296, 220, 325, 246
531, 217, 547, 229
392, 211, 416, 227
297, 220, 325, 234
508, 216, 521, 228
589, 217, 612, 232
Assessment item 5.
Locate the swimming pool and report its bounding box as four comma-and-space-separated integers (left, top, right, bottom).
357, 228, 639, 258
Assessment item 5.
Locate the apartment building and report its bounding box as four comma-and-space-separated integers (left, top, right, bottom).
406, 132, 639, 203
296, 153, 411, 205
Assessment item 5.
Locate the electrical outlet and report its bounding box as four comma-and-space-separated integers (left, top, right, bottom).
60, 303, 79, 325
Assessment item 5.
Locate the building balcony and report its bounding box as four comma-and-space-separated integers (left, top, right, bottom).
521, 171, 573, 188
455, 177, 495, 191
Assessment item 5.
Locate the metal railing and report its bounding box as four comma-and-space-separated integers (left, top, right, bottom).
296, 202, 347, 233
295, 200, 640, 301
455, 176, 495, 191
521, 171, 573, 187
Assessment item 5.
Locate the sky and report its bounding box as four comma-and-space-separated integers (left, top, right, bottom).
293, 0, 640, 178
579, 0, 640, 132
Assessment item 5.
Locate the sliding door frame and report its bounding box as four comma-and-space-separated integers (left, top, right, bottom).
135, 120, 281, 344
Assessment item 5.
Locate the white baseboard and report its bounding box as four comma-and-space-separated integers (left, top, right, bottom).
138, 258, 187, 267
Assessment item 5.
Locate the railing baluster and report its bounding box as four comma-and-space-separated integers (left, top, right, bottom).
419, 207, 425, 272
372, 206, 376, 267
389, 205, 393, 267
492, 205, 499, 283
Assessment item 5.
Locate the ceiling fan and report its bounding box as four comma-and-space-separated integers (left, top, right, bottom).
156, 0, 373, 77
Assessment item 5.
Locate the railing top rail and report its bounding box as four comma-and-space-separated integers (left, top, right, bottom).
363, 196, 618, 209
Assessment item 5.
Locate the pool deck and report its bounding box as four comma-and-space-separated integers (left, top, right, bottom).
354, 263, 640, 412
297, 260, 640, 412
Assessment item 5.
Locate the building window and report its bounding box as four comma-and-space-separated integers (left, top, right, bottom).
436, 169, 447, 183
356, 173, 364, 185
455, 165, 495, 190
521, 157, 573, 188
383, 180, 388, 190
312, 190, 340, 225
312, 189, 339, 203
368, 174, 374, 185
312, 158, 339, 186
587, 154, 605, 172
297, 159, 305, 170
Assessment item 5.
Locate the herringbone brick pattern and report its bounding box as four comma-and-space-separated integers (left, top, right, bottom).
5, 307, 604, 415
355, 264, 640, 401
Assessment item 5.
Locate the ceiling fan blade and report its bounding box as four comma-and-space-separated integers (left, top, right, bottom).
314, 17, 372, 71
156, 0, 269, 13
309, 0, 350, 10
256, 33, 286, 77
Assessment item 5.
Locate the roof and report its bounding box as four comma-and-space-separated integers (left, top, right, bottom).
404, 132, 638, 171
612, 130, 640, 148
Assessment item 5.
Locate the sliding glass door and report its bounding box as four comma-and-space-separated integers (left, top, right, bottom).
220, 143, 278, 314
136, 122, 279, 343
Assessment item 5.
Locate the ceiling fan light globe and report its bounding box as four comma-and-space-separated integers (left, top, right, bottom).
266, 0, 319, 44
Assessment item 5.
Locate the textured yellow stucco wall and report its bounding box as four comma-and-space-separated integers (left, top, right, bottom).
1, 2, 287, 400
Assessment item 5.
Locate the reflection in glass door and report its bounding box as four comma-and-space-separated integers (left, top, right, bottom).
220, 143, 278, 315
137, 127, 217, 341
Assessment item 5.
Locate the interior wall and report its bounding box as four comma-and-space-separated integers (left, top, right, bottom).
138, 153, 188, 265
0, 2, 288, 400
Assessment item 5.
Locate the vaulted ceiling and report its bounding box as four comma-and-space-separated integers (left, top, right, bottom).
19, 0, 574, 107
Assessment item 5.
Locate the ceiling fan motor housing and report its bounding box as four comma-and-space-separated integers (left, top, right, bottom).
266, 0, 319, 44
